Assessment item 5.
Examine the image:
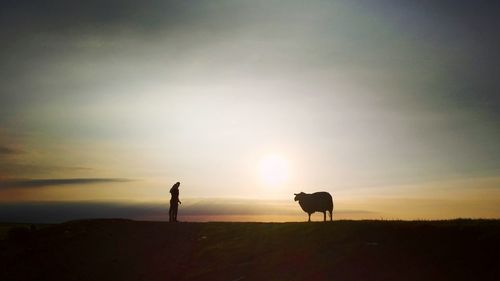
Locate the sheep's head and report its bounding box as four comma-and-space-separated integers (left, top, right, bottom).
294, 192, 306, 202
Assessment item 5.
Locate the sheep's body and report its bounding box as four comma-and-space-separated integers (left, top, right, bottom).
294, 192, 333, 222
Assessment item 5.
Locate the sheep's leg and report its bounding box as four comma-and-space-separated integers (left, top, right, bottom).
308, 213, 311, 222
323, 211, 326, 222
329, 210, 333, 221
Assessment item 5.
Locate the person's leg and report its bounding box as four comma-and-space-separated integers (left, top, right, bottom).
169, 204, 173, 222
173, 203, 178, 222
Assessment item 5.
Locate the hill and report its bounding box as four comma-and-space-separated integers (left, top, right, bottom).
1, 219, 499, 281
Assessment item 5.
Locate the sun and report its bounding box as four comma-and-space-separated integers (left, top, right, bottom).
259, 154, 289, 186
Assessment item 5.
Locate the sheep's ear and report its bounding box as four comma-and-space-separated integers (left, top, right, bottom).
294, 193, 298, 196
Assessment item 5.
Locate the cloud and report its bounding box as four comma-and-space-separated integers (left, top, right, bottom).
0, 163, 96, 178
0, 199, 378, 223
0, 145, 22, 155
0, 178, 132, 189
1, 0, 196, 33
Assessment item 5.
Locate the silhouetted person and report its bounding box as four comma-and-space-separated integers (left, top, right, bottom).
169, 182, 181, 222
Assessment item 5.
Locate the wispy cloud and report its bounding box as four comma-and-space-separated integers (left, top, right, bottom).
0, 199, 378, 223
0, 145, 22, 155
0, 178, 132, 189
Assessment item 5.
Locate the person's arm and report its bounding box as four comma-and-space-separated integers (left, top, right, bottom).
178, 199, 181, 204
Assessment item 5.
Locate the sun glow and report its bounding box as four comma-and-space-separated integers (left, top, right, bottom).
259, 154, 289, 187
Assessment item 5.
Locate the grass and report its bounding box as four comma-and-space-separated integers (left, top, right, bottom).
1, 219, 499, 281
0, 223, 52, 240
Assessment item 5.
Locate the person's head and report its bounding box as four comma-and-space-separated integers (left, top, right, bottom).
173, 182, 180, 189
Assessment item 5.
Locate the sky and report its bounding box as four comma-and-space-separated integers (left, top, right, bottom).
1, 0, 499, 222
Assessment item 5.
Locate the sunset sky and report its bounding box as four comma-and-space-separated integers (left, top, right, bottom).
1, 0, 499, 222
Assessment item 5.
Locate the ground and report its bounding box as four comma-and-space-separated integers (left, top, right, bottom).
1, 219, 499, 281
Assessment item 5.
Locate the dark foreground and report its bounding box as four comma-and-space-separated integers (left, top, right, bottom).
1, 219, 499, 281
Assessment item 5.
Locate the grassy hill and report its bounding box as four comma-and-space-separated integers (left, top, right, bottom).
1, 219, 499, 281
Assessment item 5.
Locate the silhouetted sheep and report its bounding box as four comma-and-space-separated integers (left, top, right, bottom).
294, 192, 333, 222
